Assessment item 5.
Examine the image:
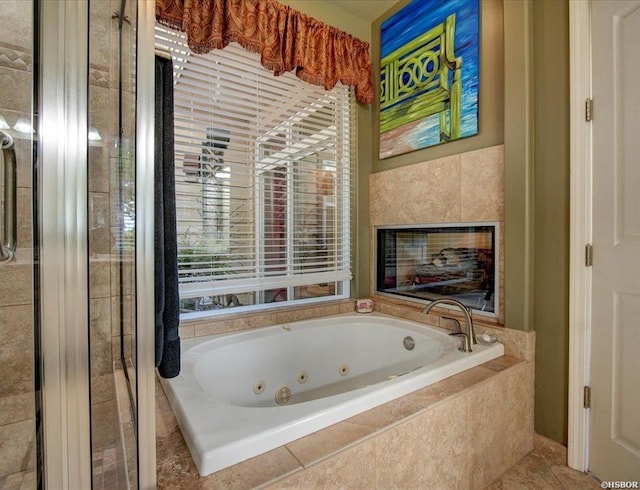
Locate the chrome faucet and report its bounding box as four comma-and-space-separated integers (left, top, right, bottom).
422, 298, 476, 352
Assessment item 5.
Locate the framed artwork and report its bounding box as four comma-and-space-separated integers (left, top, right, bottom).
379, 0, 480, 159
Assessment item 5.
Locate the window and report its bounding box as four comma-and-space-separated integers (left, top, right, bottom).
376, 224, 498, 316
155, 26, 355, 318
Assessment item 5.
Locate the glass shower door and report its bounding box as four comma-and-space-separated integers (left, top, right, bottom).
88, 0, 139, 487
0, 1, 39, 488
0, 1, 143, 487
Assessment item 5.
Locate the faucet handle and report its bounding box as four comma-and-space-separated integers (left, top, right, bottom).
450, 332, 472, 352
443, 316, 462, 334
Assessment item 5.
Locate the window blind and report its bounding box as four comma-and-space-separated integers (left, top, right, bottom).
155, 25, 355, 317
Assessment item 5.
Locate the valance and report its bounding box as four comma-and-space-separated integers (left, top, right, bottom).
156, 0, 374, 104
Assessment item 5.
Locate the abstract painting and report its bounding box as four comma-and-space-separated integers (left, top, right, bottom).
379, 0, 479, 159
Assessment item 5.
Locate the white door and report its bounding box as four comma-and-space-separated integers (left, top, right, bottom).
589, 0, 640, 481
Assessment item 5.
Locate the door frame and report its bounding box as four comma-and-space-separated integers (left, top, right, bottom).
37, 1, 157, 487
136, 0, 157, 487
39, 1, 92, 487
568, 0, 592, 472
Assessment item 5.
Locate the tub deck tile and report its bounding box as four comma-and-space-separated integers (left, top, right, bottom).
285, 420, 377, 468
480, 354, 521, 372
266, 438, 376, 490
201, 447, 302, 490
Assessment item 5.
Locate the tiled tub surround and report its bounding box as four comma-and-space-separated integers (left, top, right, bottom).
156, 302, 534, 489
157, 350, 533, 489
370, 145, 505, 324
160, 313, 504, 476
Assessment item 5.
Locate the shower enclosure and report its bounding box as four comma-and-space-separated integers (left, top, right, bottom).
0, 1, 155, 487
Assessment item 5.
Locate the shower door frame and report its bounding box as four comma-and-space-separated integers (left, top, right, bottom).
39, 1, 91, 488
136, 1, 157, 487
37, 0, 157, 487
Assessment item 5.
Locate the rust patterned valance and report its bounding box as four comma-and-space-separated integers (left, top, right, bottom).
156, 0, 374, 104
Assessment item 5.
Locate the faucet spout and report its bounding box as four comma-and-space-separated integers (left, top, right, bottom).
422, 298, 476, 348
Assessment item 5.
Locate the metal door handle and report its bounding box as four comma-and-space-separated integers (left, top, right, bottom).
0, 130, 17, 263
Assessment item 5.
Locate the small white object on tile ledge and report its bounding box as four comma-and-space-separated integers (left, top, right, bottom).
477, 332, 499, 345
355, 298, 374, 313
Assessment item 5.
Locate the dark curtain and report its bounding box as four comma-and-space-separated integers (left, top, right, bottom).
155, 54, 181, 378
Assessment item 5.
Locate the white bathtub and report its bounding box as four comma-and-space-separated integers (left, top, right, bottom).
160, 312, 504, 476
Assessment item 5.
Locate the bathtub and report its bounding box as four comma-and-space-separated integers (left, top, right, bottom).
159, 312, 504, 476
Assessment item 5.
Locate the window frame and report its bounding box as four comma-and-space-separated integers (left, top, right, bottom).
155, 25, 355, 320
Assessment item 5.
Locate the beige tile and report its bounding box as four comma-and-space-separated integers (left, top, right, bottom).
111, 258, 135, 297
269, 439, 375, 489
14, 138, 33, 190
0, 331, 34, 400
480, 355, 522, 372
550, 465, 601, 489
179, 323, 195, 339
89, 0, 112, 69
0, 256, 32, 307
16, 188, 32, 249
413, 365, 496, 402
91, 399, 118, 452
468, 362, 534, 490
89, 192, 111, 256
0, 305, 32, 348
345, 390, 427, 429
339, 300, 356, 313
156, 455, 202, 490
193, 313, 278, 337
0, 393, 34, 426
90, 297, 113, 376
89, 146, 111, 193
487, 451, 564, 490
467, 373, 510, 490
89, 257, 111, 299
370, 154, 461, 226
346, 365, 495, 431
90, 373, 115, 406
89, 85, 112, 151
156, 412, 192, 466
0, 2, 33, 51
501, 328, 535, 361
0, 305, 34, 425
375, 397, 470, 490
503, 362, 535, 468
461, 145, 505, 222
0, 469, 36, 490
111, 295, 133, 338
286, 421, 377, 467
200, 447, 302, 490
0, 42, 31, 74
0, 419, 34, 478
115, 333, 134, 362
532, 433, 567, 466
0, 69, 31, 115
275, 303, 341, 324
378, 300, 441, 326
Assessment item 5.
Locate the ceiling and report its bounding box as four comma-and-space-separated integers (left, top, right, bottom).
325, 0, 398, 23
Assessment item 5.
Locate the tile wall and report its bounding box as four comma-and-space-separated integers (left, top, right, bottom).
0, 1, 36, 480
370, 144, 506, 325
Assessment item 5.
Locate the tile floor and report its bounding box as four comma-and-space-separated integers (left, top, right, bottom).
488, 434, 602, 489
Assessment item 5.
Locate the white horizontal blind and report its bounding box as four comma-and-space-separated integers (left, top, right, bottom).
155, 25, 354, 316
